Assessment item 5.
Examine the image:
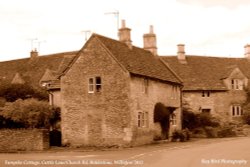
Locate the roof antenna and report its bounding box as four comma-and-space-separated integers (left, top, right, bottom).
27, 38, 38, 51
105, 10, 120, 37
81, 30, 91, 41
35, 40, 46, 52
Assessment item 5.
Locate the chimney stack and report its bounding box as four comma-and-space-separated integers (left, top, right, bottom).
177, 44, 186, 64
244, 44, 250, 59
118, 20, 132, 48
143, 25, 157, 56
30, 49, 38, 59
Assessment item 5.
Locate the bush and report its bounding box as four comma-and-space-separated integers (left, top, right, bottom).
242, 109, 250, 125
204, 126, 218, 138
0, 98, 60, 129
171, 129, 190, 142
182, 110, 198, 130
0, 84, 48, 102
217, 126, 237, 138
192, 128, 207, 138
196, 113, 220, 128
183, 110, 220, 130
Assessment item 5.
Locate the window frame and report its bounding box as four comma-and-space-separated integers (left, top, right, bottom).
138, 111, 149, 128
142, 78, 149, 94
95, 76, 102, 93
88, 77, 95, 93
170, 113, 177, 126
202, 91, 210, 97
171, 85, 178, 99
201, 108, 211, 114
231, 79, 243, 90
231, 105, 243, 117
88, 76, 102, 93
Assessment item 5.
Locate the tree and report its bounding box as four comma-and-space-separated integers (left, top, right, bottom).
0, 98, 59, 129
242, 89, 250, 125
0, 84, 48, 102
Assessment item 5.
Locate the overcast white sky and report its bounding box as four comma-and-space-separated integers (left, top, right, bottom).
1, 0, 250, 61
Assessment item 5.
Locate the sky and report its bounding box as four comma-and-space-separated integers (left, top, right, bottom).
1, 0, 250, 61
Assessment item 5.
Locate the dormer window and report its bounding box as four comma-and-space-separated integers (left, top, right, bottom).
231, 79, 243, 90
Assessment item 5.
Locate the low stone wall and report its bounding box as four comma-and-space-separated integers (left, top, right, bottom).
0, 129, 49, 152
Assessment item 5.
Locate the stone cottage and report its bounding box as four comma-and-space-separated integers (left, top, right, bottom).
162, 44, 250, 123
57, 21, 183, 147
0, 50, 77, 107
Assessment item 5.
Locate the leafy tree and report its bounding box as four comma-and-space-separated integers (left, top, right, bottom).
0, 98, 59, 129
0, 84, 48, 102
182, 102, 220, 130
243, 90, 250, 125
243, 104, 250, 125
182, 110, 197, 130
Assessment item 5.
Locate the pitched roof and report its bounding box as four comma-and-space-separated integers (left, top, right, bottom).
0, 51, 77, 89
161, 55, 250, 90
66, 34, 181, 84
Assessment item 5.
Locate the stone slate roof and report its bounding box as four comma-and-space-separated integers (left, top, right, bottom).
0, 51, 77, 89
63, 34, 182, 84
161, 55, 250, 90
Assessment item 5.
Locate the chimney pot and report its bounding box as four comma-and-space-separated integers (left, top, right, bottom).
177, 44, 186, 63
118, 20, 132, 49
121, 20, 126, 28
30, 48, 38, 59
149, 25, 154, 34
244, 44, 250, 59
143, 25, 157, 56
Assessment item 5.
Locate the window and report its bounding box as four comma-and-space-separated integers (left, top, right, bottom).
202, 91, 210, 97
201, 109, 211, 114
231, 105, 243, 117
171, 86, 178, 99
88, 77, 102, 93
138, 111, 149, 128
170, 113, 177, 126
142, 78, 149, 94
88, 78, 94, 93
96, 77, 102, 92
231, 79, 243, 90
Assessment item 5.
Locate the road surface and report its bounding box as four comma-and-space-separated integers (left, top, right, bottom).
0, 137, 249, 167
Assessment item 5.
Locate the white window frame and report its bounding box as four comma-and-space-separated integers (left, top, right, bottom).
231, 105, 243, 117
88, 77, 95, 93
95, 76, 102, 93
138, 111, 149, 128
170, 113, 177, 126
231, 79, 243, 90
88, 77, 102, 93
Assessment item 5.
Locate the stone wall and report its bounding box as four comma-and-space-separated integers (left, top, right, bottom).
183, 90, 247, 122
61, 36, 182, 147
49, 90, 61, 107
0, 129, 49, 152
61, 37, 131, 147
129, 76, 182, 145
